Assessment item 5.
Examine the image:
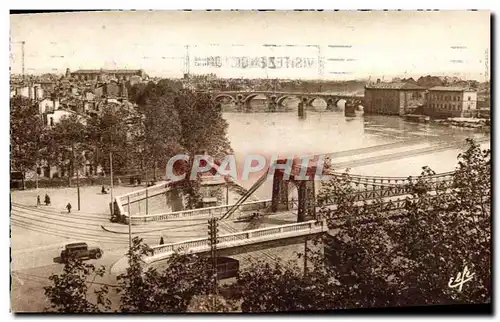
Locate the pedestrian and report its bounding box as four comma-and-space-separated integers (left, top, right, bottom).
159, 236, 164, 245
44, 194, 51, 206
101, 185, 107, 194
66, 202, 72, 213
37, 195, 41, 207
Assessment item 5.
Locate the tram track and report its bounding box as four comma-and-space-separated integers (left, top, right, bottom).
10, 205, 210, 250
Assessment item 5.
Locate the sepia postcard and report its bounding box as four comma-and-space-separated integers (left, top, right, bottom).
9, 10, 491, 313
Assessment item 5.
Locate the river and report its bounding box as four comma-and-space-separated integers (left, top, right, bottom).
223, 99, 490, 200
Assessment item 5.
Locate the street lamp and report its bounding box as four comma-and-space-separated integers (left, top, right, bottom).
109, 151, 114, 217
224, 175, 231, 205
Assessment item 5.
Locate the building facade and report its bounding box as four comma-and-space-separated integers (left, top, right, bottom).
94, 82, 128, 99
426, 86, 478, 118
364, 82, 426, 116
11, 83, 44, 100
38, 98, 60, 114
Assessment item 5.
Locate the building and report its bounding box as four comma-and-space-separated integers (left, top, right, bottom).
38, 98, 60, 114
11, 83, 44, 100
94, 82, 128, 99
364, 82, 426, 116
426, 86, 478, 118
44, 109, 88, 128
70, 69, 148, 82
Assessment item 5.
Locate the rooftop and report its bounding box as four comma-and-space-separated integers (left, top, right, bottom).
365, 82, 426, 90
429, 86, 476, 92
71, 69, 145, 75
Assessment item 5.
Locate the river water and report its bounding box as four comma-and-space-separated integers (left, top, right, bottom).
223, 100, 490, 200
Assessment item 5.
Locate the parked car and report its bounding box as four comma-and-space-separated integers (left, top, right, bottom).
60, 242, 103, 262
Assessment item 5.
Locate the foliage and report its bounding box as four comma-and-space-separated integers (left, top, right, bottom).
314, 138, 491, 309
116, 237, 215, 312
175, 90, 232, 159
86, 106, 135, 174
391, 139, 491, 305
137, 95, 183, 178
44, 114, 88, 181
43, 255, 111, 313
235, 259, 335, 312
10, 97, 46, 177
186, 294, 238, 312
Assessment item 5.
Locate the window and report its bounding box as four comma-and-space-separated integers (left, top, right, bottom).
50, 117, 54, 126
468, 96, 471, 101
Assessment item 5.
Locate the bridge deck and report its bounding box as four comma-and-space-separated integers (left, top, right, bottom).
143, 219, 327, 264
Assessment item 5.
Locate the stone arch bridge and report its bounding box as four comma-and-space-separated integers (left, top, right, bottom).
202, 90, 364, 113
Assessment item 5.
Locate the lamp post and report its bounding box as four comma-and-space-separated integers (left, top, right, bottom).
127, 195, 131, 251
109, 151, 114, 217
224, 175, 230, 205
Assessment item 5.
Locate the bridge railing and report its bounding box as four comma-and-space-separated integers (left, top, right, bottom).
327, 170, 456, 186
144, 219, 328, 262
124, 199, 273, 225
117, 181, 172, 206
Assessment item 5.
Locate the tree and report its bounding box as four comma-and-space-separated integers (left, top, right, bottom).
235, 259, 335, 312
139, 95, 183, 180
174, 91, 232, 208
314, 138, 491, 308
45, 114, 88, 183
132, 84, 232, 208
186, 294, 237, 312
44, 255, 111, 312
10, 97, 46, 187
86, 105, 135, 175
175, 91, 232, 159
116, 237, 216, 312
391, 139, 491, 305
315, 171, 402, 309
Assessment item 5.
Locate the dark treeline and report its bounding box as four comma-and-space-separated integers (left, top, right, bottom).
10, 82, 232, 202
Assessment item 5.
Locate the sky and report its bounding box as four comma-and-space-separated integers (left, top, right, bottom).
9, 10, 491, 81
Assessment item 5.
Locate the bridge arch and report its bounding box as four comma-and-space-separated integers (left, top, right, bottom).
307, 97, 329, 111
213, 94, 237, 103
277, 95, 300, 106
243, 93, 265, 104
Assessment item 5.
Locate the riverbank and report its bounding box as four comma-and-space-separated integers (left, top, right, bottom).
402, 114, 490, 131
433, 117, 490, 130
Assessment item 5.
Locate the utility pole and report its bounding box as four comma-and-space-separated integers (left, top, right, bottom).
110, 152, 114, 217
21, 41, 25, 80
208, 217, 219, 310
225, 175, 230, 205
72, 145, 81, 211
77, 167, 81, 211
35, 165, 39, 190
303, 236, 308, 277
145, 168, 149, 215
128, 195, 132, 251
184, 45, 190, 78
10, 40, 26, 80
484, 48, 489, 83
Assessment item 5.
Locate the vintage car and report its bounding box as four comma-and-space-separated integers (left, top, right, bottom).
60, 242, 103, 262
